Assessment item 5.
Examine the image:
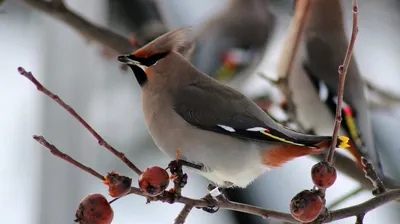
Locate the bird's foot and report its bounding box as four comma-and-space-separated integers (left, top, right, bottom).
169, 159, 204, 171
199, 193, 219, 213
196, 184, 229, 213
168, 159, 204, 194
168, 160, 189, 196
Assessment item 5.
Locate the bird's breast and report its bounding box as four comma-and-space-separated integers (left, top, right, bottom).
141, 91, 270, 187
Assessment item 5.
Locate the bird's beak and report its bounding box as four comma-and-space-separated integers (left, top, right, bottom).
117, 54, 139, 65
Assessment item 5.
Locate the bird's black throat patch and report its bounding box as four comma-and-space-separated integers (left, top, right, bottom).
127, 64, 147, 86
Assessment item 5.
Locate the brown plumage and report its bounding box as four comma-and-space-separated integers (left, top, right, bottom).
133, 27, 192, 58
262, 145, 322, 167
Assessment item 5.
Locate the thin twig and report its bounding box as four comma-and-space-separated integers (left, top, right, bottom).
326, 0, 359, 163
365, 79, 400, 103
17, 67, 142, 175
174, 205, 194, 224
276, 0, 311, 79
20, 0, 133, 54
50, 0, 64, 10
33, 135, 105, 181
325, 189, 400, 222
274, 0, 311, 116
328, 187, 363, 209
361, 157, 387, 195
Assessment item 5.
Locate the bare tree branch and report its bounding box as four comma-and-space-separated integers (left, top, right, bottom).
174, 205, 194, 224
325, 189, 400, 222
365, 80, 400, 103
276, 0, 310, 79
274, 0, 311, 115
355, 214, 365, 224
33, 135, 105, 181
20, 0, 133, 54
326, 0, 359, 163
328, 187, 363, 209
17, 67, 142, 176
27, 134, 400, 224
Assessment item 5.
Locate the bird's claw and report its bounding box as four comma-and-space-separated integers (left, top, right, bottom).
174, 173, 188, 189
202, 206, 220, 213
168, 160, 188, 195
199, 193, 219, 213
168, 160, 183, 175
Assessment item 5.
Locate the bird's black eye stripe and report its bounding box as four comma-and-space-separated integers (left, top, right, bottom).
128, 52, 169, 66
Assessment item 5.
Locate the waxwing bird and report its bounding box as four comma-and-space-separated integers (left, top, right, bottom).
117, 28, 350, 188
302, 0, 383, 173
191, 0, 276, 80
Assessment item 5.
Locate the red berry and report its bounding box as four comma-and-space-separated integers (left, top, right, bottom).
75, 193, 113, 224
311, 161, 337, 189
103, 171, 132, 197
290, 190, 324, 222
138, 166, 170, 196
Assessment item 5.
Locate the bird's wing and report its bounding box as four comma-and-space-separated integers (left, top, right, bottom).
171, 80, 331, 146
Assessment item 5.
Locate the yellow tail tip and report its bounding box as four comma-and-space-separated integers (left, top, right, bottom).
338, 136, 350, 148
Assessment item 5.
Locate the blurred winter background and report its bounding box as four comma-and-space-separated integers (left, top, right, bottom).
1, 0, 400, 223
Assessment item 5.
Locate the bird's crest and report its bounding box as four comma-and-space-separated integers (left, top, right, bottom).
133, 27, 193, 58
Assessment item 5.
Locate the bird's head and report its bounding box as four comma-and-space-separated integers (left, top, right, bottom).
118, 27, 193, 87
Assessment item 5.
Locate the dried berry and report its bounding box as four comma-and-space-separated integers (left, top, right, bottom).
75, 193, 113, 224
290, 190, 323, 222
311, 161, 337, 189
138, 166, 170, 196
103, 171, 132, 197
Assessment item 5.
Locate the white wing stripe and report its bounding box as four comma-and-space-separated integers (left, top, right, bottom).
217, 124, 236, 132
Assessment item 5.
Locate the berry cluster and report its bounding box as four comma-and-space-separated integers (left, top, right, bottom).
75, 166, 170, 224
290, 161, 337, 222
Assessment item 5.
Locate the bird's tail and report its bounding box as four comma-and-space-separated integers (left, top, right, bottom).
315, 135, 349, 149
316, 136, 363, 169
337, 136, 350, 148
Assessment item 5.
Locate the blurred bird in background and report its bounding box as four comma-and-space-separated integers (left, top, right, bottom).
301, 0, 383, 173
190, 0, 276, 83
